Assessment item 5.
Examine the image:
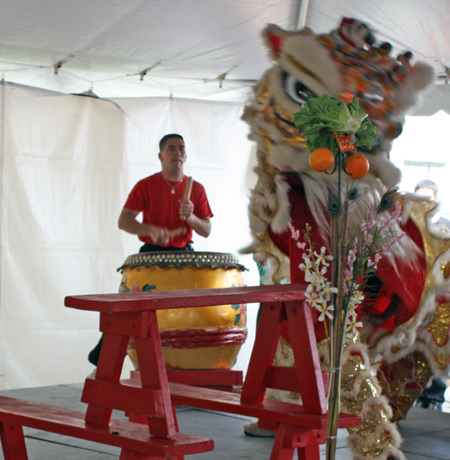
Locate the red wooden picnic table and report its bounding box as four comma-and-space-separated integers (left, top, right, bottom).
62, 284, 360, 460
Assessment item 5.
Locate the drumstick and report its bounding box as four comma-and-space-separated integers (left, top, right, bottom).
180, 176, 193, 221
183, 176, 193, 201
167, 227, 186, 238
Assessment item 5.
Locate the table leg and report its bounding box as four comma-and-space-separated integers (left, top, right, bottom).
0, 422, 28, 460
134, 310, 178, 438
270, 425, 295, 460
285, 302, 327, 414
85, 332, 129, 425
241, 301, 285, 404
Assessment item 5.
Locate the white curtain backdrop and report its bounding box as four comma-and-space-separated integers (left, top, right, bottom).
0, 83, 259, 390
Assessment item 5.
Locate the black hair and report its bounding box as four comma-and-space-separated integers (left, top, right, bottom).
159, 133, 184, 152
414, 179, 438, 196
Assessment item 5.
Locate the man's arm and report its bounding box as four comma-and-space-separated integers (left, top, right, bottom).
118, 207, 170, 245
179, 200, 211, 237
187, 215, 211, 238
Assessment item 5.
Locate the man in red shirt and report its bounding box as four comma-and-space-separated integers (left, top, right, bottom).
88, 134, 213, 367
118, 133, 213, 252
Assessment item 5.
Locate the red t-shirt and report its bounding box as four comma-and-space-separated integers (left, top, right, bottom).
123, 172, 213, 247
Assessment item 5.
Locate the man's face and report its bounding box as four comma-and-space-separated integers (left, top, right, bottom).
415, 187, 437, 202
158, 137, 186, 174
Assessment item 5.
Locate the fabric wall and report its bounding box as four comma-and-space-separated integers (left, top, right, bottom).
0, 83, 259, 390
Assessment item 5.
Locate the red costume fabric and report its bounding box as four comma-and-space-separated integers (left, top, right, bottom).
124, 172, 213, 248
268, 174, 427, 342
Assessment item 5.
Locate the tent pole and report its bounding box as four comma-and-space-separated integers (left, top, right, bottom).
295, 0, 311, 29
0, 78, 4, 299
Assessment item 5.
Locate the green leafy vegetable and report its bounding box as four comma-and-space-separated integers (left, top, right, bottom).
293, 94, 377, 153
305, 132, 340, 155
355, 118, 377, 150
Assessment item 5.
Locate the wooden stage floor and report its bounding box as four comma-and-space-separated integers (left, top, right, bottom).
0, 382, 449, 459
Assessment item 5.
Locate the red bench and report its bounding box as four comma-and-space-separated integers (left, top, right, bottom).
0, 395, 213, 459
120, 373, 359, 447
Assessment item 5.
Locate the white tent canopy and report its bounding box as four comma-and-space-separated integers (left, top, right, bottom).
1, 0, 450, 112
1, 1, 450, 389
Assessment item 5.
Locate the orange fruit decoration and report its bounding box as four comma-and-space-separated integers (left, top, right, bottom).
345, 153, 369, 179
309, 147, 335, 172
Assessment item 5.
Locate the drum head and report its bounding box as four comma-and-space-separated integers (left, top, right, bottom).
118, 251, 247, 271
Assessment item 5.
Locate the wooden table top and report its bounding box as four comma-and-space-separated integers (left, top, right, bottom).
64, 284, 306, 313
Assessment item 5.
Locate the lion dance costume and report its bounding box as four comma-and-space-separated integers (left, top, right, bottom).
242, 18, 450, 460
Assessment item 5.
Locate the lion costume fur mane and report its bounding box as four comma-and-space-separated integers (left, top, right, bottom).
242, 18, 450, 460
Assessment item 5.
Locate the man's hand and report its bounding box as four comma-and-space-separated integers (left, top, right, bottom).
179, 199, 210, 237
118, 208, 171, 244
178, 199, 211, 238
146, 225, 185, 244
179, 199, 194, 221
145, 224, 170, 246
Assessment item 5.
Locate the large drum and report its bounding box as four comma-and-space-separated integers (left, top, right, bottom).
118, 251, 247, 370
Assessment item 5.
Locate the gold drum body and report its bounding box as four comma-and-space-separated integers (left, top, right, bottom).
118, 251, 247, 370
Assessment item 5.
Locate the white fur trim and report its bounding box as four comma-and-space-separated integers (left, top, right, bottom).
280, 34, 343, 96
270, 175, 292, 233
366, 155, 402, 188
395, 62, 435, 112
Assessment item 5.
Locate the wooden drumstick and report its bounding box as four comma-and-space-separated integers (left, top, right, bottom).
183, 176, 193, 201
180, 176, 193, 221
167, 227, 186, 238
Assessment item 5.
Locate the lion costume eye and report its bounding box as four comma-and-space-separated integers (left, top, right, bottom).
282, 72, 316, 105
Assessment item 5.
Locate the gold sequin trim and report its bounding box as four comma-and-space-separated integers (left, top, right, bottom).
426, 302, 450, 347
